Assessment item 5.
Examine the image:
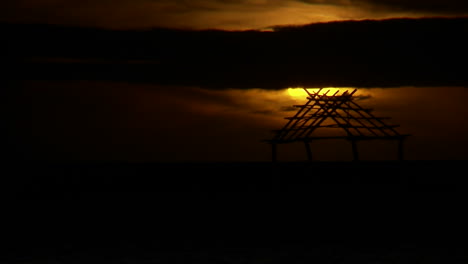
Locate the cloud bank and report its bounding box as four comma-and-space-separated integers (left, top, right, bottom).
7, 17, 468, 89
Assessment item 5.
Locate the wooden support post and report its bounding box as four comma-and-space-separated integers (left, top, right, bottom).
351, 140, 359, 161
271, 143, 277, 163
398, 139, 405, 161
304, 141, 313, 162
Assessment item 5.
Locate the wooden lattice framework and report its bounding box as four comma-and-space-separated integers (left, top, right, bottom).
264, 88, 411, 162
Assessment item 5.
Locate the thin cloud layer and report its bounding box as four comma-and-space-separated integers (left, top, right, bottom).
2, 0, 468, 30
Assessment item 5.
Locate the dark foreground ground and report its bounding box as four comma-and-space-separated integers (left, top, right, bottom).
1, 160, 468, 263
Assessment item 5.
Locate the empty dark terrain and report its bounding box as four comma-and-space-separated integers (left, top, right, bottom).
2, 160, 467, 263
3, 16, 468, 264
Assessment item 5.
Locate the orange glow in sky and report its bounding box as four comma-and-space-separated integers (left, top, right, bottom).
1, 0, 461, 31
287, 87, 362, 99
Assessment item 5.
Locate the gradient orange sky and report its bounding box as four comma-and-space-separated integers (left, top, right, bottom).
7, 80, 468, 162
2, 0, 468, 30
4, 1, 468, 162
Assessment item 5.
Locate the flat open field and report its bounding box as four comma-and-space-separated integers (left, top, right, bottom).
2, 160, 467, 263
4, 160, 466, 195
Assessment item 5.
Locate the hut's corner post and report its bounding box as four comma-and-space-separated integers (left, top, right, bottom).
271, 142, 277, 163
304, 140, 313, 162
351, 139, 359, 161
398, 138, 405, 161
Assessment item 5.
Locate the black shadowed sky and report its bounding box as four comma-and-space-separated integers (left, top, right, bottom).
3, 0, 468, 162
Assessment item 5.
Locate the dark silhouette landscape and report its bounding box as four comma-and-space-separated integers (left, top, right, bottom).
2, 159, 468, 263
3, 14, 468, 264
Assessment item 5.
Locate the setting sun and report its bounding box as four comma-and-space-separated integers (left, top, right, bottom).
287, 87, 357, 99
287, 88, 308, 98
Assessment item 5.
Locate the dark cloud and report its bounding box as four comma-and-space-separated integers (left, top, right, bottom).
359, 0, 468, 14
298, 0, 468, 14
6, 17, 468, 89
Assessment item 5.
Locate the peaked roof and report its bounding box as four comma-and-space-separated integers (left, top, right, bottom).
266, 88, 410, 143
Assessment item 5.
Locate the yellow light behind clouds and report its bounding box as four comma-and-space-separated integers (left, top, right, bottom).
1, 0, 448, 30
287, 87, 363, 99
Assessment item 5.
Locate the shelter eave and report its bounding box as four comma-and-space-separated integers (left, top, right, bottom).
263, 134, 411, 144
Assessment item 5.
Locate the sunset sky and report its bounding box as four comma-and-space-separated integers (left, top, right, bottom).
3, 0, 468, 162
3, 0, 468, 30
